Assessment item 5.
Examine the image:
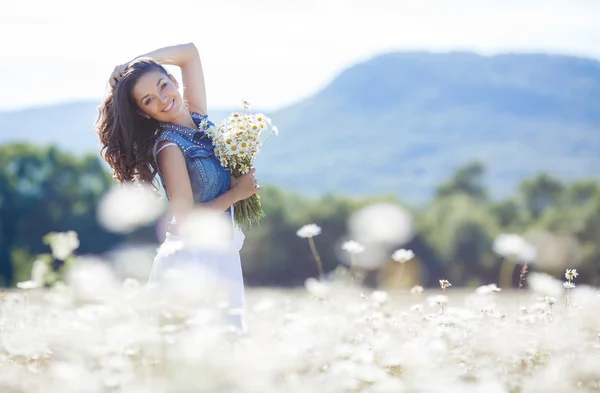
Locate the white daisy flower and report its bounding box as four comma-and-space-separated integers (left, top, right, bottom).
439, 279, 452, 289
563, 282, 576, 289
565, 269, 579, 281
297, 224, 322, 238
342, 240, 365, 254
392, 249, 414, 263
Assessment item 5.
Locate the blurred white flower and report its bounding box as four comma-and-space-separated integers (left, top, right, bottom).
342, 240, 365, 254
297, 224, 322, 238
16, 280, 38, 290
97, 182, 166, 234
410, 285, 424, 295
66, 256, 120, 302
46, 231, 80, 260
537, 296, 557, 306
304, 277, 329, 299
31, 258, 49, 286
476, 283, 502, 295
178, 208, 233, 252
565, 269, 578, 281
348, 203, 414, 245
391, 249, 414, 263
370, 290, 388, 305
563, 282, 576, 289
528, 272, 564, 298
122, 278, 140, 292
493, 233, 537, 262
410, 304, 423, 312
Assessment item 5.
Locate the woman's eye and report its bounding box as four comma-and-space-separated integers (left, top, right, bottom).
161, 83, 167, 90
145, 98, 152, 105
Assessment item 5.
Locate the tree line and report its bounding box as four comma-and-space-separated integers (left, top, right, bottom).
1, 143, 598, 288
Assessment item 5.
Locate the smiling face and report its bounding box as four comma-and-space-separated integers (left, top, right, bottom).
131, 71, 184, 123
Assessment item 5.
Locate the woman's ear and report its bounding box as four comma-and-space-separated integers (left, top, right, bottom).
168, 74, 179, 89
137, 110, 151, 119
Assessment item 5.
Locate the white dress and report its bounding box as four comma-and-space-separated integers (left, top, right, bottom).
147, 142, 247, 332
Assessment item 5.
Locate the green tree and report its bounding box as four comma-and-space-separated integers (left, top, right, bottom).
0, 143, 119, 286
518, 173, 564, 221
436, 161, 488, 201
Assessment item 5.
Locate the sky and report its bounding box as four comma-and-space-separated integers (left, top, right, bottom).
2, 0, 600, 112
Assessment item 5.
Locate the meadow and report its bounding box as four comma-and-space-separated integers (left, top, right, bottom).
1, 264, 599, 393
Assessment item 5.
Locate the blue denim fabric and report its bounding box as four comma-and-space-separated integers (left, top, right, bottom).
154, 112, 231, 205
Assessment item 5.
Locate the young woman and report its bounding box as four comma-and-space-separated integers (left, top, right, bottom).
95, 43, 258, 331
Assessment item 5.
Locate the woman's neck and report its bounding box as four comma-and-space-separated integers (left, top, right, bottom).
171, 110, 196, 129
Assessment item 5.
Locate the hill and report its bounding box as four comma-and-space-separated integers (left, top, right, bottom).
2, 51, 600, 203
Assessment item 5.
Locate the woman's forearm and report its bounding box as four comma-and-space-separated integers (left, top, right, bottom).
198, 188, 241, 212
171, 188, 240, 230
135, 43, 199, 68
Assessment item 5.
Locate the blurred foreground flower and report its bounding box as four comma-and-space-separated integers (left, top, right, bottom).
44, 231, 80, 261
528, 272, 564, 299
97, 182, 166, 233
178, 208, 233, 252
493, 233, 537, 262
348, 203, 414, 245
342, 240, 365, 254
370, 290, 388, 306
297, 224, 322, 238
476, 284, 502, 295
347, 203, 415, 270
410, 285, 424, 295
341, 240, 365, 281
305, 277, 329, 299
494, 233, 537, 288
297, 224, 324, 280
392, 249, 414, 264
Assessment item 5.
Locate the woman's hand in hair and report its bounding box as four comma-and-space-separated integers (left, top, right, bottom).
109, 62, 130, 89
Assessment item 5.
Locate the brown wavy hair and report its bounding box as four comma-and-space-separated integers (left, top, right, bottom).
95, 57, 169, 185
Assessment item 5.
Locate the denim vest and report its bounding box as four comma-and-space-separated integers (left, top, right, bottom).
154, 112, 231, 206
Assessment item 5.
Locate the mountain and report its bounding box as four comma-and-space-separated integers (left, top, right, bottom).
2, 51, 600, 203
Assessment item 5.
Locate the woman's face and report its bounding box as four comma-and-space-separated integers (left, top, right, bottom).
132, 70, 184, 122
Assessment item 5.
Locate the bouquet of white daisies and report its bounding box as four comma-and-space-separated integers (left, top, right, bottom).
204, 100, 278, 229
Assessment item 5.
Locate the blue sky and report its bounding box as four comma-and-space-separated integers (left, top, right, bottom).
2, 0, 600, 112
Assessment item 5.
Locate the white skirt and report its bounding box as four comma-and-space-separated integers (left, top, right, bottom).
147, 208, 247, 331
